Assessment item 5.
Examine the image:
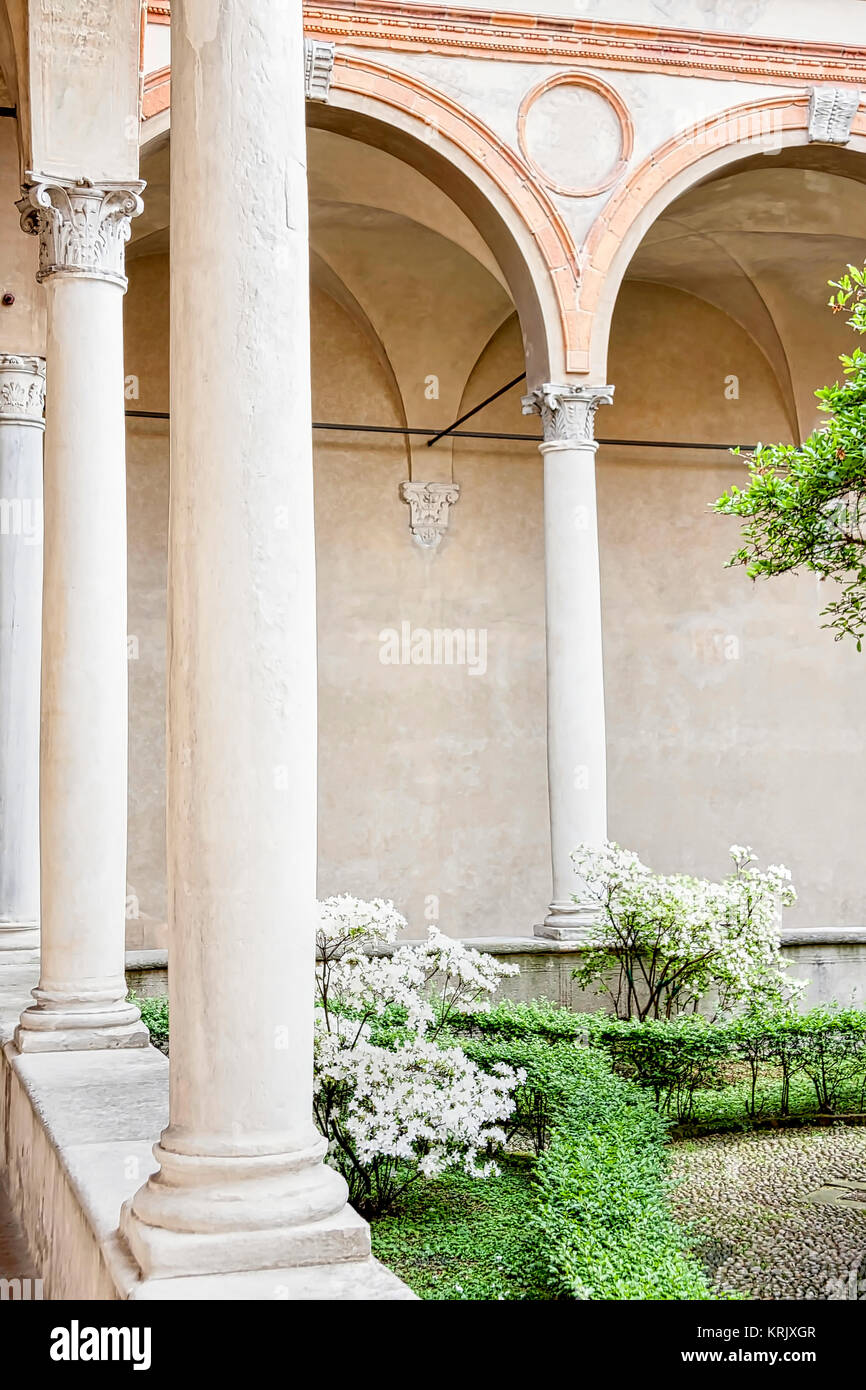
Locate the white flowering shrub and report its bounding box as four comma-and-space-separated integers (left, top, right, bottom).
571, 843, 799, 1021
314, 895, 523, 1214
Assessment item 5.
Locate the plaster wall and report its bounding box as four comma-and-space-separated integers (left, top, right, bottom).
601, 281, 866, 929
0, 120, 44, 354
123, 242, 866, 943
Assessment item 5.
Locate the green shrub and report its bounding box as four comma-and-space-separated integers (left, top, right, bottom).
463, 1033, 713, 1299
530, 1048, 712, 1299
587, 1015, 731, 1122
132, 992, 169, 1053
462, 999, 866, 1128
788, 1007, 866, 1113
460, 1035, 587, 1154
457, 997, 585, 1044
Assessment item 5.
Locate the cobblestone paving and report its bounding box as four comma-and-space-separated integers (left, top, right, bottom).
671, 1127, 866, 1300
0, 1178, 37, 1281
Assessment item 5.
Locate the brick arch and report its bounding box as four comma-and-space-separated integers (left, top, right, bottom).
580, 92, 866, 378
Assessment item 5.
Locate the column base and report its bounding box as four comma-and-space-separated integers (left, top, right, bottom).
534, 901, 599, 943
121, 1199, 372, 1282
121, 1134, 371, 1280
127, 1255, 417, 1301
15, 990, 149, 1052
15, 1018, 150, 1051
0, 920, 40, 961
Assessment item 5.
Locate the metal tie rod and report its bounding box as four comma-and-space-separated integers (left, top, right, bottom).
124, 410, 753, 451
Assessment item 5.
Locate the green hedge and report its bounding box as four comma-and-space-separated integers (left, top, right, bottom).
464, 1037, 713, 1300
459, 1000, 866, 1125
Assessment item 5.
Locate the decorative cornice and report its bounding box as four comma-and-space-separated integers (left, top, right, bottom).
141, 3, 866, 123
400, 480, 460, 549
303, 2, 866, 89
522, 383, 614, 450
0, 355, 46, 428
808, 86, 861, 144
305, 38, 335, 101
17, 175, 145, 288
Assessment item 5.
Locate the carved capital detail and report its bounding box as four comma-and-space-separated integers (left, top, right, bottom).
304, 39, 336, 102
522, 383, 614, 450
400, 481, 460, 549
0, 355, 46, 427
808, 87, 860, 144
17, 174, 145, 288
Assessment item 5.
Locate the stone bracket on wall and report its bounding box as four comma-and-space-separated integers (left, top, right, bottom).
304, 40, 336, 102
400, 481, 460, 549
808, 86, 861, 144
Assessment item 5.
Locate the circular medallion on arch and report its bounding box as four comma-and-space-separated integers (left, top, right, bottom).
517, 72, 634, 198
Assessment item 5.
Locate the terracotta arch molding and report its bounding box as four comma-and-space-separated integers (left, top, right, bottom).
142, 53, 586, 374
517, 70, 634, 199
581, 92, 866, 375
329, 54, 583, 372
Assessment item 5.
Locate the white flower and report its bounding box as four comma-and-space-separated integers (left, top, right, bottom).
314, 1029, 518, 1178
318, 894, 408, 948
312, 895, 523, 1211
570, 840, 801, 1017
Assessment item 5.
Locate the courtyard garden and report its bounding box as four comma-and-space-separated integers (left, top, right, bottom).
135, 839, 866, 1301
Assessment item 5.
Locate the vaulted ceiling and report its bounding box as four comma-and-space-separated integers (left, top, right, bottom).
624, 148, 866, 438
132, 127, 866, 443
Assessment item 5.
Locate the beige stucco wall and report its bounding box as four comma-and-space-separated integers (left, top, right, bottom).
601, 281, 866, 927
122, 232, 866, 941
0, 120, 43, 354
124, 255, 169, 945
122, 261, 549, 939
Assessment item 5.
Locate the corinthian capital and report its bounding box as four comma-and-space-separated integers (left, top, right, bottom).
17, 174, 145, 288
522, 383, 614, 450
0, 355, 46, 428
400, 480, 460, 549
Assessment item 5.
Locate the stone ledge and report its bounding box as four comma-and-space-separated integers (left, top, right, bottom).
780, 927, 866, 947
121, 929, 866, 971
0, 961, 39, 1045
363, 926, 866, 956
126, 948, 168, 970
120, 929, 866, 1017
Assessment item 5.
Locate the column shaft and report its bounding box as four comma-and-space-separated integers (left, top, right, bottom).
0, 355, 44, 958
523, 383, 613, 938
14, 177, 147, 1048
122, 0, 363, 1280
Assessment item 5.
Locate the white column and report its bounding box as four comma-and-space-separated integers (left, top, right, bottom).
13, 177, 148, 1048
523, 384, 614, 939
0, 355, 44, 959
121, 0, 368, 1282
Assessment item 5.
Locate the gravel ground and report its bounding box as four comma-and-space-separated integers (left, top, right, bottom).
671, 1127, 866, 1300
